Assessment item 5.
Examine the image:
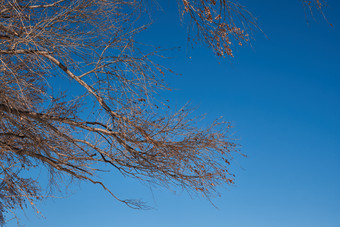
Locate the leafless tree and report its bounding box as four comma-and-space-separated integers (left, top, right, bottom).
0, 0, 326, 224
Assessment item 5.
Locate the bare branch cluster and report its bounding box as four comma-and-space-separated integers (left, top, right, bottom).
301, 0, 327, 21
178, 0, 257, 57
0, 0, 240, 223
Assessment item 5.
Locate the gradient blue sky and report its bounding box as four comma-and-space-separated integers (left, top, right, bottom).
8, 1, 340, 226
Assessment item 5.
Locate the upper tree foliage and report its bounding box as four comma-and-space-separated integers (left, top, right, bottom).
0, 0, 326, 224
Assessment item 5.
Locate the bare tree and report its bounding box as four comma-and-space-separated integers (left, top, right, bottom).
0, 0, 326, 224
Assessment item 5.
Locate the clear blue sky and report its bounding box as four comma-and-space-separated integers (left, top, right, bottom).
9, 1, 340, 226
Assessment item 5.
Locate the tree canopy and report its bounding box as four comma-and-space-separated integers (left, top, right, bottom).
0, 0, 326, 224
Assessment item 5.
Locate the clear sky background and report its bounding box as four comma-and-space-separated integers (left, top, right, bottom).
8, 0, 340, 226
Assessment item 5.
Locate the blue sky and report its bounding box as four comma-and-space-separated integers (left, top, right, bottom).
8, 1, 340, 226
